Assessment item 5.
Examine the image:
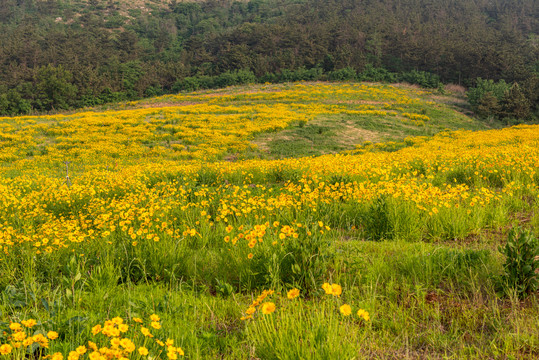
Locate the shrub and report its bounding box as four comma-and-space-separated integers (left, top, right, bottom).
278, 67, 323, 82
172, 76, 205, 92
498, 227, 539, 299
399, 70, 441, 88
466, 78, 509, 109
476, 92, 502, 119
214, 69, 256, 88
357, 64, 397, 82
328, 67, 357, 81
0, 89, 32, 115
499, 82, 531, 120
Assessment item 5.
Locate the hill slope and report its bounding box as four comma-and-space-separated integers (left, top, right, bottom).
0, 82, 488, 178
0, 82, 538, 359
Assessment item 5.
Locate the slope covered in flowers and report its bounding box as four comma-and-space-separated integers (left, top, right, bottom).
0, 83, 537, 359
1, 123, 537, 258
0, 82, 480, 172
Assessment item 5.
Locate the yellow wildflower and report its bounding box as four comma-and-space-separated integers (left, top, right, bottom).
261, 302, 276, 315
0, 344, 12, 355
339, 304, 352, 316
21, 319, 37, 328
150, 321, 161, 330
357, 309, 370, 321
287, 288, 300, 299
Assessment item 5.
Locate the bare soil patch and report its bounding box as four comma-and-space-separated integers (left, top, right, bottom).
136, 101, 200, 109
336, 121, 381, 145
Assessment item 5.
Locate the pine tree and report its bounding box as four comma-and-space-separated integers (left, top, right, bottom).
501, 83, 531, 120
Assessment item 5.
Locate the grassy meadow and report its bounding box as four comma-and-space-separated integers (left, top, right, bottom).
0, 82, 537, 359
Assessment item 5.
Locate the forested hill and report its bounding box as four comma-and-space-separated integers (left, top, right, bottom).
0, 0, 537, 115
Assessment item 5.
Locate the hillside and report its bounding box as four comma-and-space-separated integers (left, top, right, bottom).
0, 83, 538, 358
0, 1, 537, 358
0, 82, 487, 177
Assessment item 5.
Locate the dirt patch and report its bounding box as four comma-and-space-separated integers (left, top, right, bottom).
336, 122, 381, 145
444, 84, 467, 95
135, 101, 200, 109
252, 119, 383, 154
223, 153, 239, 162
252, 134, 298, 152
252, 138, 269, 152
328, 100, 386, 105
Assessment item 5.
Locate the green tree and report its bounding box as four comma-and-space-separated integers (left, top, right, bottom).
34, 64, 77, 111
466, 78, 509, 109
500, 83, 531, 120
0, 89, 31, 116
476, 92, 501, 119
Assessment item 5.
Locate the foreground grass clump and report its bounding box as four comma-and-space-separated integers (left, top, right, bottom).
498, 227, 539, 299
0, 83, 537, 358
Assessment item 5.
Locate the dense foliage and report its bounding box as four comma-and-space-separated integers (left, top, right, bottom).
499, 228, 539, 299
466, 76, 539, 122
0, 0, 537, 115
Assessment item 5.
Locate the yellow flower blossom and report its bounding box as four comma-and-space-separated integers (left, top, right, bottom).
21, 319, 37, 328
339, 304, 352, 316
0, 344, 12, 355
261, 302, 276, 315
357, 309, 370, 321
287, 288, 300, 299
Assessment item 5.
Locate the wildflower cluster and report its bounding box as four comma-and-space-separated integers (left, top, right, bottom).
338, 305, 370, 321
0, 82, 537, 359
0, 315, 184, 360
0, 83, 439, 170
0, 83, 537, 264
0, 319, 58, 358
241, 287, 303, 322
322, 282, 342, 297
321, 283, 370, 321
223, 221, 325, 260
241, 289, 276, 320
241, 283, 370, 326
82, 315, 184, 360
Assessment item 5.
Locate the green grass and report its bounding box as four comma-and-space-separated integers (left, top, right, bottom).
251, 84, 495, 159
2, 234, 536, 359
0, 82, 536, 359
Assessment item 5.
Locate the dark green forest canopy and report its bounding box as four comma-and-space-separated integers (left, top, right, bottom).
0, 0, 537, 114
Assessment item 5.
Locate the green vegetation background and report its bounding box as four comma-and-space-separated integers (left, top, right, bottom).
0, 0, 538, 118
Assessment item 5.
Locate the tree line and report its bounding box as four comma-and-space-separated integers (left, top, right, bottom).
0, 0, 537, 120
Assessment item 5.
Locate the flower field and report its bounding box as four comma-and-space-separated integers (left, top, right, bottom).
0, 83, 537, 359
